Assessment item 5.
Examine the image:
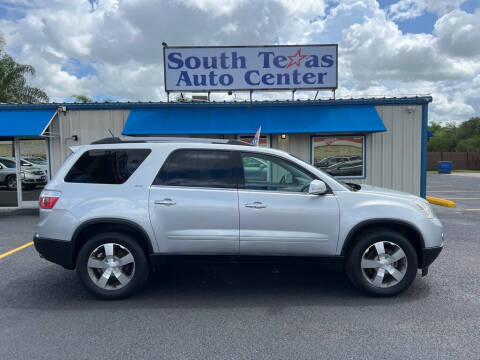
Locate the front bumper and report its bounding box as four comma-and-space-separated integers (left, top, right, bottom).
419, 246, 443, 276
420, 246, 443, 268
33, 233, 75, 269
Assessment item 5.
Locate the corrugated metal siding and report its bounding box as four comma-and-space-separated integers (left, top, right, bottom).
49, 109, 129, 174
357, 105, 421, 195
271, 134, 310, 161
47, 105, 422, 195
269, 105, 422, 195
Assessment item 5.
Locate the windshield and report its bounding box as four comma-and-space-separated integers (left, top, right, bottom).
25, 157, 47, 165
0, 159, 16, 168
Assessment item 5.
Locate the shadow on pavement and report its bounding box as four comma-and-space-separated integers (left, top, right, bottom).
1, 262, 431, 311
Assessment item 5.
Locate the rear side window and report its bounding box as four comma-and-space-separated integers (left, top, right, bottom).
65, 149, 151, 184
154, 149, 237, 189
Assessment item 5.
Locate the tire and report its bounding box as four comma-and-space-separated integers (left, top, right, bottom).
6, 175, 17, 191
345, 229, 418, 297
76, 232, 149, 300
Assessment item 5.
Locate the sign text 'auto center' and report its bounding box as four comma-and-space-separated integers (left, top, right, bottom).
164, 45, 338, 92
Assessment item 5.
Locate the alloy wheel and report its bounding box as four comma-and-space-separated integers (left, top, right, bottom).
87, 243, 135, 290
7, 176, 17, 190
360, 241, 408, 288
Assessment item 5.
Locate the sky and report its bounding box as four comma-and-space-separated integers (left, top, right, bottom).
0, 0, 479, 124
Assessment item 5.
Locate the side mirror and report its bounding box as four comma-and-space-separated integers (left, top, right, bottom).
308, 179, 328, 195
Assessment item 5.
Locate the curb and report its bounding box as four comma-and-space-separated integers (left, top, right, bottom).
426, 196, 456, 208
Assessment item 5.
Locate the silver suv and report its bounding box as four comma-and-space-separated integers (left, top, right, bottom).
34, 138, 443, 299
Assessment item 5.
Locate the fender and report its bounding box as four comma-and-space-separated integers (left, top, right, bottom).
340, 218, 426, 256
71, 217, 154, 254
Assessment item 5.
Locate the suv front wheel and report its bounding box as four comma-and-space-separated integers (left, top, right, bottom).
345, 230, 418, 296
76, 232, 149, 299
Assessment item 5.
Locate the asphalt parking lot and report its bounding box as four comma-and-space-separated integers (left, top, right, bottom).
1, 173, 479, 359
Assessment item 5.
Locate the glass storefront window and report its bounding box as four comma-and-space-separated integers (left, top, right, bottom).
0, 140, 18, 206
312, 136, 365, 178
20, 139, 48, 203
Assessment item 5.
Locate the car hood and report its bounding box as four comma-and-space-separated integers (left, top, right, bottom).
357, 184, 420, 201
22, 166, 44, 173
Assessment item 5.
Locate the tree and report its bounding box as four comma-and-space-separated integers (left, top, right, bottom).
72, 94, 93, 103
456, 136, 480, 152
456, 117, 480, 142
428, 130, 457, 152
427, 117, 480, 152
428, 121, 442, 133
0, 33, 49, 103
175, 93, 188, 102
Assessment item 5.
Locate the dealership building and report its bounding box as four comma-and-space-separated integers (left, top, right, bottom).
0, 95, 431, 208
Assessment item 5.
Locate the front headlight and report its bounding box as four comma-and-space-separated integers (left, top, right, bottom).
415, 200, 435, 218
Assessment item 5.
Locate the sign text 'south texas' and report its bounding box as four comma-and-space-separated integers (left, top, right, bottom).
164, 45, 337, 92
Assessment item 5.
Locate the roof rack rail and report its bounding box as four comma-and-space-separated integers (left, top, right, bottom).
90, 136, 253, 146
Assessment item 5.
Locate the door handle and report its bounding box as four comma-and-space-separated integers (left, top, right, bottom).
154, 198, 176, 206
245, 201, 266, 209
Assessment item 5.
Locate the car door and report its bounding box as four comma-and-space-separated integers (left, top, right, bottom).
238, 152, 340, 256
149, 149, 240, 254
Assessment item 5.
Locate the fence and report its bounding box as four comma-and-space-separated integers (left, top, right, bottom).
428, 152, 480, 171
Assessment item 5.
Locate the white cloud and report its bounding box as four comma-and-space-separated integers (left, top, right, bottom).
0, 0, 479, 124
435, 9, 480, 58
388, 0, 466, 20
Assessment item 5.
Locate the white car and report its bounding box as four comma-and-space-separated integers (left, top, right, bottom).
0, 156, 47, 190
33, 137, 443, 299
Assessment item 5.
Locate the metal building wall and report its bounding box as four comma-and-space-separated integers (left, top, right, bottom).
49, 109, 129, 174
366, 104, 422, 195
270, 104, 422, 195
48, 104, 422, 195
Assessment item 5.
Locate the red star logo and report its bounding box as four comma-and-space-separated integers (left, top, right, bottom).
286, 48, 308, 68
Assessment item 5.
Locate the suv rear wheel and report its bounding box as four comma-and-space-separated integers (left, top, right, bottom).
345, 230, 418, 296
76, 232, 149, 299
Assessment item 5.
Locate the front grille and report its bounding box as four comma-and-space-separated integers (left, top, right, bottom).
33, 171, 45, 175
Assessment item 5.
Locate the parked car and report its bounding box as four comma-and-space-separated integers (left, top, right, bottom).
34, 137, 443, 299
0, 156, 47, 190
325, 159, 363, 177
314, 155, 361, 170
0, 157, 17, 190
22, 157, 48, 172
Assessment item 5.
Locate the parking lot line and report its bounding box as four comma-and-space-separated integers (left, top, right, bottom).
428, 190, 480, 193
0, 242, 34, 260
464, 209, 480, 211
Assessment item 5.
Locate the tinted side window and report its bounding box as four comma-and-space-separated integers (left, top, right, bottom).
65, 149, 151, 184
241, 153, 314, 192
154, 150, 236, 189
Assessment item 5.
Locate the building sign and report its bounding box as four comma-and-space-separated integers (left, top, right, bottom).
164, 45, 337, 92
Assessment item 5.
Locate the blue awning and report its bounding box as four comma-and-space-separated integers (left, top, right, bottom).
122, 104, 386, 135
0, 110, 57, 137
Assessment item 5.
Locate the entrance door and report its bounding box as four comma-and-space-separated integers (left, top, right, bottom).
19, 139, 49, 205
149, 149, 240, 254
238, 152, 340, 256
0, 139, 18, 207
